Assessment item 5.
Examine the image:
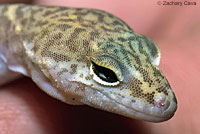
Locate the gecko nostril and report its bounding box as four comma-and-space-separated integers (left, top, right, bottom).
154, 93, 169, 109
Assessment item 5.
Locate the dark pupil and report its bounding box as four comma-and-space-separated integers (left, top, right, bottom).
92, 62, 118, 83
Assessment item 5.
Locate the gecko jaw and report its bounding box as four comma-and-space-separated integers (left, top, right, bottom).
81, 87, 177, 122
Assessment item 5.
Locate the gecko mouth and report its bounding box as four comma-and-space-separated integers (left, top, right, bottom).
81, 88, 177, 122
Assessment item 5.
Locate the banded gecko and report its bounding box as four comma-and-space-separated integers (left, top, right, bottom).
0, 4, 177, 122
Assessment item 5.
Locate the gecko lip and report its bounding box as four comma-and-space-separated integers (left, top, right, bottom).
117, 92, 177, 122
83, 87, 177, 122
147, 96, 177, 121
125, 90, 177, 122
113, 95, 177, 122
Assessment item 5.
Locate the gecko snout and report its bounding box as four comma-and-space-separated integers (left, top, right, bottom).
151, 88, 177, 121
154, 92, 169, 109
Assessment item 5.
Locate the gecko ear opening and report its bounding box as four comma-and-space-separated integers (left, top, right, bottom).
90, 61, 120, 86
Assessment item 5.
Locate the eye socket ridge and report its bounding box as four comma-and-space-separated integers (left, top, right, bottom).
91, 61, 119, 84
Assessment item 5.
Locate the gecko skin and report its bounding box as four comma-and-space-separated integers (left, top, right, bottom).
0, 4, 177, 122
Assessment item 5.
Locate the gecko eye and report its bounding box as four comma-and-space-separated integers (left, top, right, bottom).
90, 61, 120, 86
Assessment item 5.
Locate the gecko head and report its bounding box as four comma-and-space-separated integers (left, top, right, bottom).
85, 35, 177, 122
25, 5, 177, 122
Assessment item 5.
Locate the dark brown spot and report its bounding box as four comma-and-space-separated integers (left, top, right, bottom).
79, 74, 84, 78
60, 12, 69, 17
52, 32, 63, 40
127, 51, 141, 66
156, 86, 168, 95
90, 11, 104, 22
35, 20, 49, 27
58, 18, 76, 22
112, 20, 124, 26
43, 10, 56, 17
31, 8, 44, 16
57, 24, 72, 31
57, 68, 68, 76
16, 5, 25, 19
118, 37, 126, 42
70, 64, 78, 74
73, 10, 88, 16
101, 26, 119, 33
90, 31, 99, 41
85, 76, 91, 80
21, 18, 28, 25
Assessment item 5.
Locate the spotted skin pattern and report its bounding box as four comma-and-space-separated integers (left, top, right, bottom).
0, 4, 177, 122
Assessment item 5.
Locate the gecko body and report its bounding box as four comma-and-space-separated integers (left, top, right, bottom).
0, 4, 177, 122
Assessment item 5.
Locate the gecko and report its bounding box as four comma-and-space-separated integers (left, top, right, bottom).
0, 4, 177, 122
